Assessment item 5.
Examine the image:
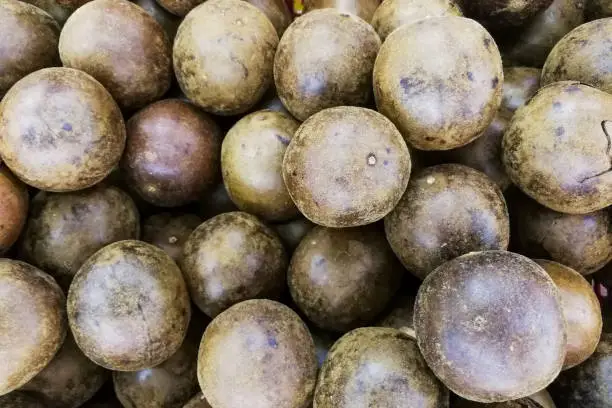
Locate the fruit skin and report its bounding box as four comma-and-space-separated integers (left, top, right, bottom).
314, 327, 449, 408
184, 393, 212, 408
0, 392, 46, 408
20, 0, 92, 25
59, 0, 172, 110
414, 251, 566, 403
283, 106, 411, 228
198, 299, 318, 408
0, 67, 125, 192
373, 16, 503, 151
133, 0, 181, 41
0, 259, 67, 396
542, 18, 612, 94
502, 81, 612, 214
586, 0, 612, 20
67, 240, 191, 372
303, 0, 379, 24
173, 0, 279, 116
0, 0, 60, 97
142, 213, 202, 263
462, 0, 554, 29
0, 166, 28, 255
155, 0, 203, 16
274, 9, 381, 121
246, 0, 293, 36
501, 67, 541, 114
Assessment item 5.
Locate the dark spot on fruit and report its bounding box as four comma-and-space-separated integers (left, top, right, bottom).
467, 72, 475, 81
385, 147, 391, 153
383, 160, 389, 166
62, 123, 73, 131
483, 37, 491, 49
267, 336, 278, 348
491, 77, 499, 89
566, 84, 581, 93
553, 101, 562, 110
556, 127, 565, 136
577, 39, 589, 46
22, 127, 37, 147
275, 134, 290, 146
315, 257, 326, 267
425, 136, 435, 141
399, 77, 426, 96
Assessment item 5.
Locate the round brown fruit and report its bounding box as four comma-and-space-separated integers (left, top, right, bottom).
222, 110, 300, 221
198, 299, 317, 408
512, 195, 612, 275
303, 0, 379, 23
283, 106, 411, 227
173, 0, 279, 116
535, 259, 602, 370
272, 217, 315, 252
371, 0, 462, 41
501, 67, 541, 113
181, 212, 287, 317
184, 393, 212, 408
133, 0, 181, 41
0, 67, 125, 192
121, 99, 221, 207
502, 81, 612, 214
463, 0, 553, 29
385, 164, 510, 279
377, 293, 416, 335
246, 0, 293, 36
0, 260, 66, 395
373, 16, 503, 150
20, 333, 108, 408
59, 0, 172, 110
155, 0, 203, 16
142, 213, 202, 263
274, 9, 380, 121
453, 391, 556, 408
20, 185, 140, 290
67, 240, 191, 371
586, 0, 612, 19
315, 327, 449, 408
0, 0, 60, 97
20, 0, 92, 24
0, 166, 28, 255
288, 225, 403, 332
0, 392, 46, 408
414, 251, 566, 402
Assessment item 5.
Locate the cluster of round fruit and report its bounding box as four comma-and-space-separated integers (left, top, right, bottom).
1, 0, 612, 407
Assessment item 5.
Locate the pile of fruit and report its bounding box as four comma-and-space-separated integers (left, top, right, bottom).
0, 0, 611, 406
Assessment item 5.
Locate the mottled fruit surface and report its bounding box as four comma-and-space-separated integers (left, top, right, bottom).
21, 0, 92, 24
501, 67, 541, 113
303, 0, 380, 22
184, 393, 212, 408
134, 0, 181, 41
0, 166, 28, 255
463, 0, 553, 28
0, 392, 46, 408
273, 217, 316, 252
246, 0, 292, 36
142, 213, 202, 262
156, 0, 203, 16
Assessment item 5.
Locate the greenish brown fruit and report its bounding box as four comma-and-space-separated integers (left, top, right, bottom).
373, 16, 503, 150
0, 392, 46, 408
502, 81, 612, 214
155, 0, 203, 16
222, 110, 300, 221
462, 0, 553, 28
288, 225, 403, 332
198, 299, 318, 408
272, 217, 316, 252
586, 0, 612, 19
68, 240, 191, 371
173, 0, 279, 115
134, 0, 181, 41
303, 0, 380, 23
21, 0, 92, 24
385, 164, 510, 279
314, 327, 449, 408
415, 251, 566, 402
20, 185, 140, 290
274, 9, 381, 121
283, 106, 411, 227
0, 166, 28, 255
0, 260, 67, 396
181, 212, 287, 317
142, 213, 202, 263
246, 0, 293, 36
502, 67, 541, 113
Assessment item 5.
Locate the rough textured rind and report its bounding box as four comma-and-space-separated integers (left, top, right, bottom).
283, 106, 411, 228
385, 164, 510, 279
67, 240, 191, 371
274, 9, 381, 121
20, 0, 92, 24
501, 67, 541, 113
198, 299, 317, 408
373, 16, 503, 150
59, 0, 172, 110
142, 213, 202, 263
155, 0, 203, 16
586, 0, 612, 19
181, 212, 287, 318
502, 81, 612, 214
173, 0, 279, 116
314, 327, 449, 408
288, 225, 403, 332
0, 166, 28, 255
303, 0, 379, 23
246, 0, 293, 36
414, 251, 567, 402
133, 0, 181, 41
20, 185, 140, 290
463, 0, 553, 28
0, 259, 67, 396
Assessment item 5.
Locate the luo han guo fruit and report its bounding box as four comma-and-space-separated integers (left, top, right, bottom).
142, 213, 202, 263
463, 0, 553, 29
303, 0, 380, 23
0, 166, 28, 255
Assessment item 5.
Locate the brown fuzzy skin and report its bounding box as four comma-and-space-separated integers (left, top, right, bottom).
246, 0, 293, 36
274, 9, 380, 121
222, 110, 300, 222
535, 260, 602, 370
155, 0, 203, 16
121, 99, 222, 207
314, 327, 449, 408
67, 240, 191, 371
414, 251, 567, 403
173, 0, 279, 116
283, 107, 411, 227
59, 0, 172, 110
288, 225, 404, 332
20, 334, 109, 408
199, 299, 317, 408
181, 212, 287, 318
463, 0, 554, 28
19, 185, 140, 291
513, 196, 612, 275
0, 166, 28, 255
133, 0, 181, 42
142, 213, 202, 263
549, 333, 612, 407
184, 393, 212, 408
0, 67, 125, 192
373, 17, 503, 151
0, 0, 60, 98
303, 0, 380, 22
20, 0, 91, 24
385, 164, 510, 279
542, 18, 612, 93
0, 392, 47, 408
0, 260, 67, 396
586, 0, 612, 19
502, 81, 612, 214
502, 67, 541, 113
371, 0, 462, 41
377, 293, 416, 333
502, 0, 584, 68
273, 217, 316, 252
